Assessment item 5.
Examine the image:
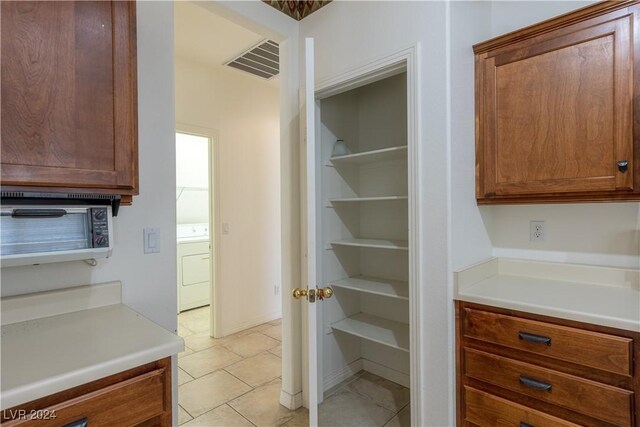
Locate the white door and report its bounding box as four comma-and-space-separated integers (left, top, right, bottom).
298, 38, 414, 427
302, 37, 320, 427
299, 36, 340, 427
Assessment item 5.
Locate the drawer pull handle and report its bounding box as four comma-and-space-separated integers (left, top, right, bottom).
519, 375, 552, 392
62, 417, 87, 427
519, 331, 551, 346
520, 423, 534, 427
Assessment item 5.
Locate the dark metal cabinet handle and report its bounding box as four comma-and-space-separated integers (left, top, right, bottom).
519, 375, 552, 392
518, 331, 551, 346
62, 417, 87, 427
520, 423, 534, 427
617, 160, 629, 172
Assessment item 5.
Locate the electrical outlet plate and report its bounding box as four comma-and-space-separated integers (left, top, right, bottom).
530, 220, 545, 242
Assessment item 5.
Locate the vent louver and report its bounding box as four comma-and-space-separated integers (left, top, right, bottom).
225, 40, 279, 80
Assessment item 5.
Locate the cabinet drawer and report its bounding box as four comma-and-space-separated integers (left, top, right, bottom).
465, 348, 633, 426
463, 308, 632, 376
464, 386, 579, 427
182, 253, 210, 285
3, 368, 167, 427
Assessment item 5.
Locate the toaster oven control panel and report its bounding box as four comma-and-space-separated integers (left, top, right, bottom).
90, 208, 110, 248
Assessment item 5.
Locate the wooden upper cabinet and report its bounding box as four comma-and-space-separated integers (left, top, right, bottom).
474, 1, 640, 204
1, 1, 138, 203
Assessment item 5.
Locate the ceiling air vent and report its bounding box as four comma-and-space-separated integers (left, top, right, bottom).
225, 40, 279, 80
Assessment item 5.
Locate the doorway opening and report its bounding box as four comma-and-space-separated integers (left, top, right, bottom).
173, 2, 293, 426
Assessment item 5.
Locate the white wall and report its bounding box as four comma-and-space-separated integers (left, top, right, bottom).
450, 1, 494, 272
491, 1, 595, 35
487, 1, 640, 269
175, 56, 282, 334
301, 3, 452, 425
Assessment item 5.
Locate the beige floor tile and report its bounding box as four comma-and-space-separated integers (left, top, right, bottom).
318, 389, 395, 427
229, 379, 297, 427
178, 405, 193, 425
183, 331, 219, 352
179, 307, 210, 334
179, 346, 242, 378
345, 372, 410, 412
383, 405, 410, 427
261, 325, 281, 341
324, 372, 364, 398
234, 323, 273, 336
268, 345, 282, 358
225, 352, 282, 387
178, 367, 194, 386
183, 404, 253, 427
280, 408, 309, 427
179, 370, 252, 418
178, 323, 194, 338
269, 318, 282, 326
179, 346, 194, 358
223, 332, 279, 358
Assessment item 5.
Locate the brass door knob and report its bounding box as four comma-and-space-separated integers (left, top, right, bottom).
317, 286, 333, 300
292, 288, 308, 299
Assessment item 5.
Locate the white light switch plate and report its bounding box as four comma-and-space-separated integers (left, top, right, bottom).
144, 228, 160, 254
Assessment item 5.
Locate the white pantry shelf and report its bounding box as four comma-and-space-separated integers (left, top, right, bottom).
330, 238, 409, 251
329, 196, 408, 203
331, 313, 409, 352
329, 146, 407, 165
331, 276, 408, 300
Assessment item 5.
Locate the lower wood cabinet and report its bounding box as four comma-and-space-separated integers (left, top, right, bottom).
0, 358, 171, 427
456, 302, 639, 427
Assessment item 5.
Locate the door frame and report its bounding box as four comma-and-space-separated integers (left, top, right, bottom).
311, 43, 423, 425
175, 123, 222, 339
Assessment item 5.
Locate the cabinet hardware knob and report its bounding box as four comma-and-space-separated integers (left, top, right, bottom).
62, 417, 87, 427
519, 331, 551, 346
617, 160, 629, 172
519, 375, 552, 392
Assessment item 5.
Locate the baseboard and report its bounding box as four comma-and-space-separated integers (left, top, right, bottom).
220, 310, 281, 337
280, 389, 303, 410
323, 359, 364, 391
363, 359, 410, 388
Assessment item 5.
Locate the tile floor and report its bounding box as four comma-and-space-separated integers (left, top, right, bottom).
177, 306, 409, 427
177, 306, 306, 426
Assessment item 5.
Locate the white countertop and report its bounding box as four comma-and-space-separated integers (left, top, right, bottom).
454, 258, 640, 332
0, 282, 184, 410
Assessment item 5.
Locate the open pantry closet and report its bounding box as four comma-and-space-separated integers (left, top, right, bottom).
313, 68, 412, 425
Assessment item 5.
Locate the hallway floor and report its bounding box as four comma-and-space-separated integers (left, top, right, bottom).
177, 306, 305, 426
177, 306, 409, 427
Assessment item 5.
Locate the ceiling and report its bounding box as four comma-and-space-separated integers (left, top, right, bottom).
263, 0, 332, 20
174, 2, 278, 84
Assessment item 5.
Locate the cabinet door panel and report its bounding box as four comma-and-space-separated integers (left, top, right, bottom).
476, 4, 638, 203
1, 1, 137, 192
484, 17, 633, 196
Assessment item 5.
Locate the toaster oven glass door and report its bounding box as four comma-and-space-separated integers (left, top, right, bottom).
0, 208, 91, 256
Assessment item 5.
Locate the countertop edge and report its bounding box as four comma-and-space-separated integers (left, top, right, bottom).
455, 293, 640, 333
1, 338, 183, 410
453, 257, 640, 333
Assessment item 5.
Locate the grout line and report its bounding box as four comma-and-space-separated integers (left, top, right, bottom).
179, 404, 195, 420
228, 404, 258, 427
223, 369, 258, 389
